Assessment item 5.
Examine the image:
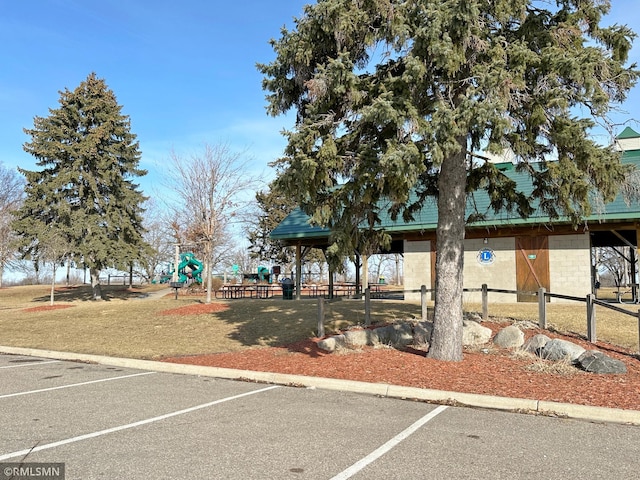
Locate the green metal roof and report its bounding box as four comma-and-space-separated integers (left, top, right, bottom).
617, 127, 640, 140
271, 148, 640, 241
270, 207, 332, 240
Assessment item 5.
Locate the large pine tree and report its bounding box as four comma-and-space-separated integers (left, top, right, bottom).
260, 0, 638, 360
13, 73, 148, 299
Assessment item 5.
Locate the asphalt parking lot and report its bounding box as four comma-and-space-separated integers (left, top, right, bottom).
1, 352, 640, 479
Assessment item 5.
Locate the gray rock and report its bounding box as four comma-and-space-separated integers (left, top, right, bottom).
366, 328, 380, 345
465, 311, 483, 323
389, 322, 414, 347
493, 326, 525, 349
462, 320, 492, 346
576, 350, 627, 374
374, 325, 395, 345
539, 339, 586, 363
522, 334, 551, 354
369, 323, 414, 347
413, 322, 433, 346
317, 334, 347, 352
317, 336, 337, 352
343, 329, 369, 347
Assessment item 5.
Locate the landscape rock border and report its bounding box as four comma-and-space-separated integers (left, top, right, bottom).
316, 314, 627, 375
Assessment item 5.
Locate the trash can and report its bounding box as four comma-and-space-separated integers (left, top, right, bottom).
281, 278, 294, 300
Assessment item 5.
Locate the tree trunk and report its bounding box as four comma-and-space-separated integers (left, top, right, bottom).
50, 265, 56, 306
205, 258, 212, 304
362, 254, 369, 293
90, 268, 102, 300
428, 139, 468, 362
34, 260, 41, 285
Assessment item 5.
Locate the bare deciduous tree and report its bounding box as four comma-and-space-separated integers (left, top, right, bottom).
39, 231, 73, 305
0, 163, 24, 287
595, 246, 635, 296
138, 198, 174, 282
165, 143, 259, 303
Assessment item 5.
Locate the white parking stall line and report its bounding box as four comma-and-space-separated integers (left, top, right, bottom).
0, 372, 156, 399
0, 385, 280, 461
0, 360, 61, 369
330, 405, 449, 480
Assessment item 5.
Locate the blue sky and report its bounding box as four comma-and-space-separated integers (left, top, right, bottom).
1, 0, 640, 199
0, 0, 309, 195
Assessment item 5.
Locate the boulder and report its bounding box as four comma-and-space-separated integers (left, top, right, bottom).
317, 336, 336, 353
539, 339, 586, 363
317, 334, 347, 353
413, 322, 433, 346
462, 320, 492, 346
369, 323, 414, 347
374, 325, 395, 345
465, 311, 483, 323
389, 323, 415, 347
522, 334, 551, 354
576, 350, 627, 374
493, 326, 525, 349
344, 329, 370, 347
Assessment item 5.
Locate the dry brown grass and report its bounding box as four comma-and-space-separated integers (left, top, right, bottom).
509, 348, 579, 376
0, 285, 422, 359
1, 284, 638, 359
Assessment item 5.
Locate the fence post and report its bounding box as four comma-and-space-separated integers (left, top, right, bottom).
538, 287, 546, 330
481, 284, 488, 321
637, 310, 640, 354
421, 285, 427, 321
586, 294, 597, 343
317, 298, 325, 338
364, 288, 371, 326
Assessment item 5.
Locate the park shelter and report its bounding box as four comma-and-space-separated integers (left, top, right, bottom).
271, 128, 640, 302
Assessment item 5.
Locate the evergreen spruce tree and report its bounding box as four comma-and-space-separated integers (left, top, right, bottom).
13, 73, 148, 300
260, 0, 638, 360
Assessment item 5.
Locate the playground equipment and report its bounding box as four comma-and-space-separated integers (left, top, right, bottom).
177, 252, 204, 283
166, 252, 204, 284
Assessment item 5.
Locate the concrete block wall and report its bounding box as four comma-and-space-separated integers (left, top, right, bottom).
402, 234, 592, 304
403, 240, 431, 302
462, 237, 517, 303
548, 233, 592, 302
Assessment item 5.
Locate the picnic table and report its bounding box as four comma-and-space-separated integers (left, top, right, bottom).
216, 284, 282, 299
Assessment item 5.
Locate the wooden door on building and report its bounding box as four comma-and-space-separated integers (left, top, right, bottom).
515, 236, 550, 302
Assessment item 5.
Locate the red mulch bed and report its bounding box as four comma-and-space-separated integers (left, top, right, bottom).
159, 303, 230, 315
163, 323, 640, 411
22, 304, 75, 313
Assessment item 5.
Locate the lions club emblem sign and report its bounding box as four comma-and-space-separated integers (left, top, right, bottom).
477, 248, 495, 265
